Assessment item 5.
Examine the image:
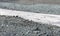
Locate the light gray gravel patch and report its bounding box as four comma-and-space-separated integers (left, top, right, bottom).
0, 2, 60, 15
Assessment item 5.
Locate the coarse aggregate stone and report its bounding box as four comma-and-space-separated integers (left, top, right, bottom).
0, 15, 60, 36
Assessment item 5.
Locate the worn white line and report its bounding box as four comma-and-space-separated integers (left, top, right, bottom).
0, 8, 60, 27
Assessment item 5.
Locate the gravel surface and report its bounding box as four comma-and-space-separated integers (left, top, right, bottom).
0, 15, 60, 36
0, 1, 60, 36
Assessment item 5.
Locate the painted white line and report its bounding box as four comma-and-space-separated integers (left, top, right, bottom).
0, 8, 60, 27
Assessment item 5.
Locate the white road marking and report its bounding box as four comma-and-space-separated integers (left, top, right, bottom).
0, 8, 60, 27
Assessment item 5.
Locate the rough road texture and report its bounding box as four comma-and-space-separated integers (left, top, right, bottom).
0, 2, 60, 15
0, 0, 60, 36
0, 15, 60, 36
